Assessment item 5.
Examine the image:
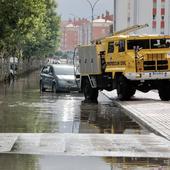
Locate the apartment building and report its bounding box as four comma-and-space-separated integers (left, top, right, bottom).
60, 19, 89, 51
114, 0, 170, 34
60, 11, 113, 52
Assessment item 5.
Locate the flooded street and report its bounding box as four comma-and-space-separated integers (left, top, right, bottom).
0, 70, 170, 169
0, 71, 146, 134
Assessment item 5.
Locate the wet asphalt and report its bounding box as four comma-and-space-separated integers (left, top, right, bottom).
0, 70, 169, 170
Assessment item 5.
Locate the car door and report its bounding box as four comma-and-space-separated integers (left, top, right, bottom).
46, 66, 55, 88
41, 65, 50, 88
41, 65, 53, 88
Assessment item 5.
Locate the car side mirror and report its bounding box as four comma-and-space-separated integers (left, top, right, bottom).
42, 69, 49, 74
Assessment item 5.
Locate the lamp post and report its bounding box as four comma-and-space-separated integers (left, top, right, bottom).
86, 0, 100, 41
113, 0, 116, 32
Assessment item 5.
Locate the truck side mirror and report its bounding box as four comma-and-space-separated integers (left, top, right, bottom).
115, 42, 119, 46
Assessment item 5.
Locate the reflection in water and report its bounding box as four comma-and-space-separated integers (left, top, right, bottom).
0, 70, 147, 135
0, 154, 169, 170
104, 157, 170, 170
79, 101, 148, 134
0, 71, 82, 133
0, 154, 39, 170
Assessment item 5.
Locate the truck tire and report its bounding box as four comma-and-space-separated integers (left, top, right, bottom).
83, 79, 98, 102
117, 75, 135, 100
158, 84, 170, 101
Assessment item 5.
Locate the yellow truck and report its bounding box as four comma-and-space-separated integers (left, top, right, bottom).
77, 24, 170, 101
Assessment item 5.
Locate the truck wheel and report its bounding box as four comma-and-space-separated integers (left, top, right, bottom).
158, 84, 170, 101
129, 88, 136, 97
83, 79, 98, 102
117, 75, 135, 100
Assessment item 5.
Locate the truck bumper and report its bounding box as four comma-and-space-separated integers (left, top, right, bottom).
125, 71, 170, 80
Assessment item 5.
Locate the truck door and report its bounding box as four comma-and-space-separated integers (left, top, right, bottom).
117, 40, 126, 67
106, 41, 114, 65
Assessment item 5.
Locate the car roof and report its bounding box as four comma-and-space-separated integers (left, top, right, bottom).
50, 64, 74, 68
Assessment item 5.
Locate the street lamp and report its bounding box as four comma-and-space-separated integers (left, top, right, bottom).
85, 0, 100, 41
113, 0, 117, 32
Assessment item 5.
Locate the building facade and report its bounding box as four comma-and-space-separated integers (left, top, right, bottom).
93, 19, 113, 40
114, 0, 170, 34
60, 11, 113, 52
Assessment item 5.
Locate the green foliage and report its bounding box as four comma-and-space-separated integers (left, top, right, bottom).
0, 0, 60, 58
55, 51, 63, 57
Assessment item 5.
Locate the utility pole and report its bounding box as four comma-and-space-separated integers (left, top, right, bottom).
86, 0, 100, 41
113, 0, 117, 32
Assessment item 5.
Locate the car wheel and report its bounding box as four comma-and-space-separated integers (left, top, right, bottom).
52, 83, 57, 93
40, 81, 45, 92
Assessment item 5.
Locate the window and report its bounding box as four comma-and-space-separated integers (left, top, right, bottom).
108, 42, 114, 53
42, 66, 50, 74
119, 40, 125, 52
49, 66, 54, 75
127, 38, 170, 50
102, 29, 105, 34
151, 39, 170, 48
53, 65, 74, 75
127, 39, 150, 50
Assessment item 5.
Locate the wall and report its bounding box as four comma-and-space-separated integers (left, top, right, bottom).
0, 57, 46, 82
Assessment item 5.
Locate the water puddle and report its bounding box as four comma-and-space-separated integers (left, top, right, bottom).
79, 101, 148, 134
0, 154, 169, 170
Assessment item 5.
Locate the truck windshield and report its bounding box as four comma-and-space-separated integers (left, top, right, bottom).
151, 39, 170, 48
127, 38, 170, 50
127, 39, 150, 50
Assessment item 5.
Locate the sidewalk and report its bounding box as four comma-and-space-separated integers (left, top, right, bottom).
102, 90, 170, 140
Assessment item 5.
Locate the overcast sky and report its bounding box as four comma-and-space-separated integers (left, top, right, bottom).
56, 0, 113, 20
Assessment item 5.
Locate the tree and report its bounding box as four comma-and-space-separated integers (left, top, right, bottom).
0, 0, 60, 59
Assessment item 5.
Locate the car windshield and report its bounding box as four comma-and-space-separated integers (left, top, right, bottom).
53, 66, 74, 75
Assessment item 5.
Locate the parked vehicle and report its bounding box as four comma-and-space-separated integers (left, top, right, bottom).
40, 64, 80, 92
